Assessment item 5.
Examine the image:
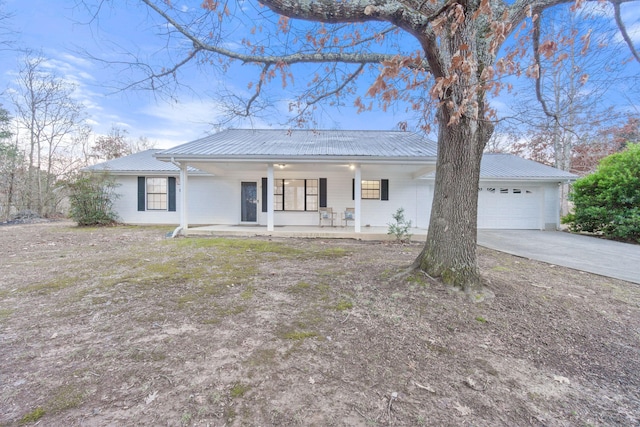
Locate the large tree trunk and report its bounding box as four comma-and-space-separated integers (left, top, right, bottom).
414, 109, 489, 291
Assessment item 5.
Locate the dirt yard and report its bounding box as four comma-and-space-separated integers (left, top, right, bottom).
1, 221, 639, 426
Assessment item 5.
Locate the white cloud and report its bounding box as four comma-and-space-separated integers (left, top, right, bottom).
143, 99, 224, 125
59, 53, 93, 69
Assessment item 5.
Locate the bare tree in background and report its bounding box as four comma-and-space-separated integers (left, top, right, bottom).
0, 104, 20, 220
10, 52, 88, 216
91, 125, 156, 162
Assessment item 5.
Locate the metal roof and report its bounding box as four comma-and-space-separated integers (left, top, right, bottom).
83, 150, 203, 174
155, 129, 438, 160
420, 153, 577, 180
83, 135, 577, 182
480, 154, 577, 179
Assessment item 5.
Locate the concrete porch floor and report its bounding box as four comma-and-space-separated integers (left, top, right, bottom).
183, 224, 428, 242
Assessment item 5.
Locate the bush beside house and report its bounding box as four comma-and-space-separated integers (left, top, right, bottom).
563, 143, 640, 243
68, 173, 120, 226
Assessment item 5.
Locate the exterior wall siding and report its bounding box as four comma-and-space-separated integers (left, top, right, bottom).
113, 171, 562, 230
543, 183, 561, 230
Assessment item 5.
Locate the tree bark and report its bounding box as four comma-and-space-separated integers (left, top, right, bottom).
413, 109, 488, 290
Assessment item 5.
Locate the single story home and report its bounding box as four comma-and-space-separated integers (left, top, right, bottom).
85, 129, 577, 233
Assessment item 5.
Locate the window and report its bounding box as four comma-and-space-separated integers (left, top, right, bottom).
352, 179, 389, 200
137, 176, 176, 212
361, 180, 380, 199
274, 179, 318, 211
147, 177, 168, 210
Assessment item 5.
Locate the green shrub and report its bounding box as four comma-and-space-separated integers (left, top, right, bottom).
68, 172, 120, 226
563, 143, 640, 242
388, 207, 413, 243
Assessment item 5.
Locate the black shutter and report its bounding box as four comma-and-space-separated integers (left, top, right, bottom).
168, 177, 176, 211
381, 179, 389, 201
352, 179, 355, 200
137, 177, 146, 211
261, 177, 268, 212
319, 178, 327, 208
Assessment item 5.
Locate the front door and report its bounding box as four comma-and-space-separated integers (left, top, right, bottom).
241, 182, 257, 222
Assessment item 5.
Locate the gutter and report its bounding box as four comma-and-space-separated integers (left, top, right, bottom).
154, 155, 437, 165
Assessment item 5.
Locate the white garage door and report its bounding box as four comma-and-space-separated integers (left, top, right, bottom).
477, 186, 541, 229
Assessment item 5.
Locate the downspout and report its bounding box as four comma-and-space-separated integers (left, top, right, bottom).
169, 157, 184, 238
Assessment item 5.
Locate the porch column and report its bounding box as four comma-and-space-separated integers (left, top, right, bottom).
180, 163, 188, 230
354, 164, 362, 233
267, 164, 274, 231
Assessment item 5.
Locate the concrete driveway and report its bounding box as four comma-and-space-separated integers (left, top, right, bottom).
477, 230, 640, 284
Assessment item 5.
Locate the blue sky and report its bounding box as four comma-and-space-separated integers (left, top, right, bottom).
0, 0, 638, 149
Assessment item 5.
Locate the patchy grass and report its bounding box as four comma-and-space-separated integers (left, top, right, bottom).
406, 272, 429, 287
240, 285, 256, 300
0, 308, 13, 323
229, 383, 251, 398
333, 299, 353, 311
287, 281, 312, 294
245, 349, 277, 367
20, 276, 80, 294
281, 330, 320, 341
2, 223, 640, 427
47, 384, 85, 413
19, 407, 45, 425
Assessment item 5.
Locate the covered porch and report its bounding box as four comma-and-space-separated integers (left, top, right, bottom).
183, 224, 428, 242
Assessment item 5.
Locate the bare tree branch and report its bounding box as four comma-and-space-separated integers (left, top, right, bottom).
141, 0, 402, 66
612, 0, 640, 63
306, 63, 366, 107
532, 12, 559, 122
244, 64, 271, 117
0, 0, 16, 50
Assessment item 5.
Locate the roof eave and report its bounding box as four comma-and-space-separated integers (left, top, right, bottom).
154, 154, 437, 164
84, 169, 210, 176
480, 176, 578, 182
421, 175, 577, 182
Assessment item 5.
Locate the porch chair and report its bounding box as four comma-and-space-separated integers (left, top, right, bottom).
342, 207, 355, 227
319, 207, 336, 227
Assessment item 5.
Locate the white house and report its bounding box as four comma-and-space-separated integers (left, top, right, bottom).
85, 129, 576, 232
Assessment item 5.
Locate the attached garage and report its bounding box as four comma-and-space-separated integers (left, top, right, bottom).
473, 154, 576, 230
477, 185, 541, 229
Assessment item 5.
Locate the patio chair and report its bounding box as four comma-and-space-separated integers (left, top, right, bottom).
319, 207, 336, 227
342, 207, 355, 227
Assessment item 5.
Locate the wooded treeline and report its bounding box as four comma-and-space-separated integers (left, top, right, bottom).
0, 53, 153, 221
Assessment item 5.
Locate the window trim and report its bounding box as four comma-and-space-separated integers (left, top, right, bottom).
137, 176, 176, 212
361, 180, 381, 200
273, 178, 319, 211
352, 178, 389, 201
146, 177, 169, 211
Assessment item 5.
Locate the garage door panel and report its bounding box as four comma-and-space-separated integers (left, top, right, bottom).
478, 187, 540, 229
